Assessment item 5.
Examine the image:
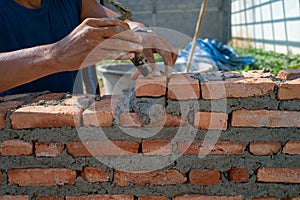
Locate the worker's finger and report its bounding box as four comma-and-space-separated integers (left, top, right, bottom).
84, 50, 135, 66
143, 48, 157, 70
131, 69, 142, 80
97, 38, 143, 53
84, 17, 130, 31
156, 48, 174, 77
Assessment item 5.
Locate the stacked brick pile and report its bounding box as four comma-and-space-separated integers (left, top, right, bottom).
0, 69, 300, 199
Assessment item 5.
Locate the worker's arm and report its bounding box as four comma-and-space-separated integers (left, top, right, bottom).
0, 17, 142, 93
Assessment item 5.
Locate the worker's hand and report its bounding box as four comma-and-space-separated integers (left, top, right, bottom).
51, 17, 143, 71
130, 31, 178, 80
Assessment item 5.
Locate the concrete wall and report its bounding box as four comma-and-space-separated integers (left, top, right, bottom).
231, 0, 300, 54
103, 0, 231, 44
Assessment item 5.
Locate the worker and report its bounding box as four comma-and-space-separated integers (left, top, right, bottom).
0, 0, 177, 96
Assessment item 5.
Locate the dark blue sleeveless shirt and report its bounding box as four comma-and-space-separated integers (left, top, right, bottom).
0, 0, 82, 96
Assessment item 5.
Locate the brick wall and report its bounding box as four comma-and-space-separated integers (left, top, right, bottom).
1, 69, 300, 199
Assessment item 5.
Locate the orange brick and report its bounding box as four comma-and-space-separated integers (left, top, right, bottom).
282, 198, 300, 200
242, 70, 274, 78
249, 142, 282, 156
194, 112, 228, 130
119, 113, 143, 127
174, 196, 244, 200
278, 78, 300, 100
36, 197, 64, 200
0, 140, 33, 156
178, 141, 246, 155
277, 69, 300, 80
66, 195, 134, 200
139, 196, 166, 200
63, 94, 94, 109
142, 140, 172, 156
10, 105, 83, 129
257, 167, 300, 183
0, 101, 24, 129
189, 169, 220, 185
252, 197, 278, 200
0, 94, 28, 102
67, 141, 139, 156
80, 166, 109, 182
283, 141, 300, 154
31, 93, 65, 103
201, 78, 275, 99
167, 74, 200, 100
8, 168, 77, 186
136, 75, 167, 97
229, 167, 249, 183
114, 169, 187, 186
147, 114, 188, 127
35, 142, 65, 157
232, 109, 300, 128
0, 196, 29, 200
83, 96, 120, 127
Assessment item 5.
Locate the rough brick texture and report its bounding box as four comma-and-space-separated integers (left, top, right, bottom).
36, 197, 64, 200
174, 195, 244, 200
178, 141, 246, 155
31, 93, 65, 103
138, 197, 167, 200
80, 166, 109, 182
114, 170, 187, 186
136, 75, 167, 97
194, 112, 228, 130
257, 167, 300, 183
119, 113, 143, 127
229, 168, 249, 183
252, 197, 278, 200
232, 109, 300, 128
201, 78, 275, 99
249, 142, 282, 156
283, 141, 300, 154
142, 140, 172, 156
167, 74, 200, 100
0, 196, 29, 200
0, 140, 33, 156
10, 106, 82, 129
35, 142, 64, 157
67, 141, 139, 156
0, 101, 24, 129
189, 169, 220, 185
277, 69, 300, 80
8, 168, 77, 186
277, 79, 300, 100
66, 195, 134, 200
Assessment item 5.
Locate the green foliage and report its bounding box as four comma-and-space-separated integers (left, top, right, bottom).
232, 46, 300, 75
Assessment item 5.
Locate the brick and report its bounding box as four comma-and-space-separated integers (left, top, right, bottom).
174, 195, 244, 200
278, 78, 300, 100
63, 94, 94, 109
139, 197, 166, 200
0, 196, 28, 200
35, 142, 65, 157
252, 197, 278, 200
82, 96, 119, 127
8, 168, 77, 186
31, 93, 65, 103
10, 105, 83, 129
147, 114, 188, 127
136, 75, 167, 97
242, 70, 274, 78
282, 198, 300, 200
66, 195, 134, 200
232, 109, 300, 128
119, 113, 143, 127
80, 166, 109, 182
201, 78, 275, 99
229, 168, 249, 183
189, 169, 220, 185
67, 141, 139, 156
0, 94, 28, 102
283, 141, 300, 154
277, 69, 300, 80
0, 101, 24, 129
167, 74, 200, 100
194, 112, 228, 130
257, 167, 300, 183
0, 140, 33, 156
142, 140, 172, 156
178, 141, 246, 155
249, 142, 282, 156
114, 169, 187, 186
36, 197, 64, 200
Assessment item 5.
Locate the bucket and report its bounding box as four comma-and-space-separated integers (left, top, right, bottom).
97, 62, 212, 95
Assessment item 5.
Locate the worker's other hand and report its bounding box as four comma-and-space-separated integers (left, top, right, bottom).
51, 17, 143, 71
130, 31, 178, 80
